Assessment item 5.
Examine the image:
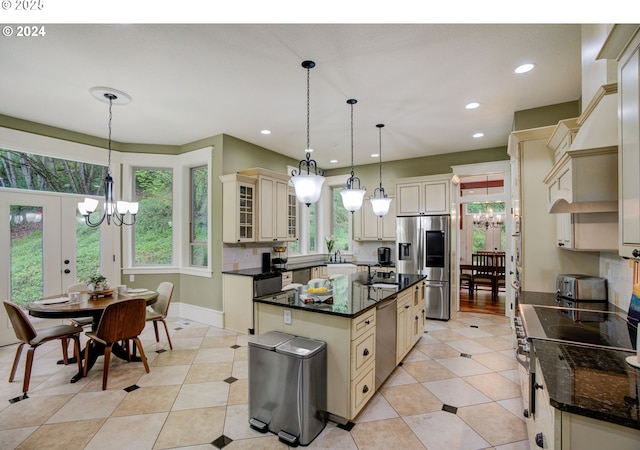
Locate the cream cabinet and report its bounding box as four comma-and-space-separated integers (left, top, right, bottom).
254, 303, 375, 421
394, 175, 451, 216
353, 195, 396, 241
396, 289, 413, 364
310, 265, 328, 279
220, 174, 256, 243
618, 30, 640, 259
256, 174, 290, 242
223, 274, 254, 334
529, 360, 640, 450
554, 212, 618, 251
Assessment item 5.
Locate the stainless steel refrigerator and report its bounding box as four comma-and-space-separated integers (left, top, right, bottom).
396, 215, 450, 320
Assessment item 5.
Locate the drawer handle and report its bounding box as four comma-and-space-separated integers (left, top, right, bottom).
363, 348, 369, 356
365, 320, 370, 325
362, 385, 369, 394
405, 305, 410, 309
534, 382, 544, 391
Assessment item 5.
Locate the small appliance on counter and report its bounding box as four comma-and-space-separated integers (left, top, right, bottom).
272, 246, 288, 271
555, 274, 608, 301
377, 247, 391, 266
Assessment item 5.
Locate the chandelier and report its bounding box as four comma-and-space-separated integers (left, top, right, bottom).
473, 206, 503, 230
77, 88, 139, 227
291, 60, 325, 207
370, 123, 392, 216
340, 98, 366, 212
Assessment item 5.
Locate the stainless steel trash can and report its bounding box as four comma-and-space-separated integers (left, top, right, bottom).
248, 331, 327, 446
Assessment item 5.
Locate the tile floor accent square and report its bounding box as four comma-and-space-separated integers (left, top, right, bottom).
174, 327, 183, 331
442, 404, 458, 414
397, 361, 404, 366
212, 434, 233, 448
460, 353, 472, 358
230, 344, 240, 349
224, 377, 238, 384
470, 325, 479, 328
337, 421, 355, 431
123, 384, 140, 392
9, 394, 28, 404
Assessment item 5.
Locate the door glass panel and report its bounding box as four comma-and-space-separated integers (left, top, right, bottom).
10, 205, 43, 306
76, 209, 101, 284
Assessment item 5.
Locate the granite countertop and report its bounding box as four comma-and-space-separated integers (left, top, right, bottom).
253, 271, 424, 319
533, 339, 640, 430
222, 261, 395, 277
520, 290, 639, 430
519, 290, 625, 313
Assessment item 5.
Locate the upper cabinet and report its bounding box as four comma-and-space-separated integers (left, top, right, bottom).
394, 175, 451, 216
220, 173, 257, 243
618, 28, 640, 259
353, 194, 396, 241
220, 168, 297, 244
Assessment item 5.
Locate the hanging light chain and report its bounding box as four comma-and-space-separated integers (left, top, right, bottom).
350, 99, 355, 178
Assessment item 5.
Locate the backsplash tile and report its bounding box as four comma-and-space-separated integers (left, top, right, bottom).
600, 252, 636, 312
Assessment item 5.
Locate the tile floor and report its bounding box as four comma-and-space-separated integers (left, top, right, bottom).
0, 311, 529, 449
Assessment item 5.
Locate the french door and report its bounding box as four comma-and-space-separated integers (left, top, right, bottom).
0, 189, 118, 345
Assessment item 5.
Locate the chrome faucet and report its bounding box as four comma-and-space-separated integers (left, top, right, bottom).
367, 263, 381, 283
335, 250, 341, 263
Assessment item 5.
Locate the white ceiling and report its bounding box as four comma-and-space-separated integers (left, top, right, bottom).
0, 24, 582, 169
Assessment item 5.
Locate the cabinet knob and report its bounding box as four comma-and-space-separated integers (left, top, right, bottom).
363, 348, 370, 356
523, 408, 529, 418
535, 432, 544, 448
558, 242, 564, 247
362, 385, 369, 393
633, 249, 640, 258
534, 382, 544, 391
64, 269, 71, 274
405, 305, 410, 309
365, 320, 370, 325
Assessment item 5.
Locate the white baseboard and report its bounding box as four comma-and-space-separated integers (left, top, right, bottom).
168, 302, 224, 329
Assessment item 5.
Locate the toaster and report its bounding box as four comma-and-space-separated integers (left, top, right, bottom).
556, 274, 608, 301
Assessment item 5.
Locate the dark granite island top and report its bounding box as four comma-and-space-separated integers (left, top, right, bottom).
253, 271, 425, 319
533, 339, 640, 430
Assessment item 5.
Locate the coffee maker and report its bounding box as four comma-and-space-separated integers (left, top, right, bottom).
377, 247, 391, 266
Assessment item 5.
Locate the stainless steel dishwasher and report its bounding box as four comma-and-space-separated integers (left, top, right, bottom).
375, 294, 397, 389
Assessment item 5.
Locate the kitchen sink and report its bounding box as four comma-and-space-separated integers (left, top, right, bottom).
369, 283, 398, 289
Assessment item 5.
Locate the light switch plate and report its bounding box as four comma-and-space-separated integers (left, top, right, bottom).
284, 309, 292, 325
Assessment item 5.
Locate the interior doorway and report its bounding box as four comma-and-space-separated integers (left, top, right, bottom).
451, 162, 513, 318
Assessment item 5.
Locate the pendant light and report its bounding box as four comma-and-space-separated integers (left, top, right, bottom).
370, 123, 392, 216
291, 60, 325, 207
340, 98, 366, 213
78, 88, 139, 227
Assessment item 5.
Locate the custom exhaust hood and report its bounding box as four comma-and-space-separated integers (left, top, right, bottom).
544, 83, 618, 214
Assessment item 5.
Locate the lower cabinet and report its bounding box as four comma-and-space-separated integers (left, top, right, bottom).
530, 361, 640, 449
254, 302, 376, 421
396, 283, 426, 364
222, 274, 254, 334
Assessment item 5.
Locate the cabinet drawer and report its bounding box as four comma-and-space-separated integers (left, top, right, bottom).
351, 310, 376, 339
351, 329, 375, 376
281, 271, 293, 286
350, 360, 375, 418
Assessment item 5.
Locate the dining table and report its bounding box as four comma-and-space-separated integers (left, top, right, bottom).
27, 288, 158, 383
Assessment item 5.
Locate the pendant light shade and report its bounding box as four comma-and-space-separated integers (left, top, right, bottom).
370, 123, 392, 217
78, 89, 139, 227
291, 60, 325, 207
340, 99, 366, 213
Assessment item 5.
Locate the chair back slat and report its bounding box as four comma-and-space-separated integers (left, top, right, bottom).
95, 298, 146, 342
3, 301, 37, 343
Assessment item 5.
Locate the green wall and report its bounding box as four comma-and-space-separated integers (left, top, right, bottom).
513, 100, 580, 131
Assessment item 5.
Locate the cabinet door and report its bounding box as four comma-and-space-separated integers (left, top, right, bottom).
287, 188, 298, 240
380, 197, 397, 240
423, 182, 447, 214
258, 176, 275, 241
556, 213, 573, 248
396, 183, 422, 216
361, 200, 381, 240
221, 175, 256, 243
619, 39, 640, 258
274, 179, 289, 240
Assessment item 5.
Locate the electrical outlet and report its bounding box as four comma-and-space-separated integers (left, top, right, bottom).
284, 309, 292, 325
129, 274, 135, 282
244, 252, 250, 260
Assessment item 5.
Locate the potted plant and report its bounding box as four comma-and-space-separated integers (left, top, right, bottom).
87, 273, 108, 292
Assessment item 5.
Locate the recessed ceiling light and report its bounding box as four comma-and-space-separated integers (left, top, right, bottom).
260, 129, 271, 135
371, 153, 379, 158
515, 63, 535, 74
465, 102, 480, 110
330, 159, 338, 163
473, 132, 484, 138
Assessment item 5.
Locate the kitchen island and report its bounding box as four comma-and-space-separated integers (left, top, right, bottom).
253, 271, 426, 423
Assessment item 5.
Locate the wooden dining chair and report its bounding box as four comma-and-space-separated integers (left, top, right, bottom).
3, 301, 83, 394
84, 298, 150, 390
471, 253, 496, 299
494, 254, 506, 298
145, 281, 174, 350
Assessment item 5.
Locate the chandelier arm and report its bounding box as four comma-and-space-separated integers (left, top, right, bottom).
83, 211, 106, 228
